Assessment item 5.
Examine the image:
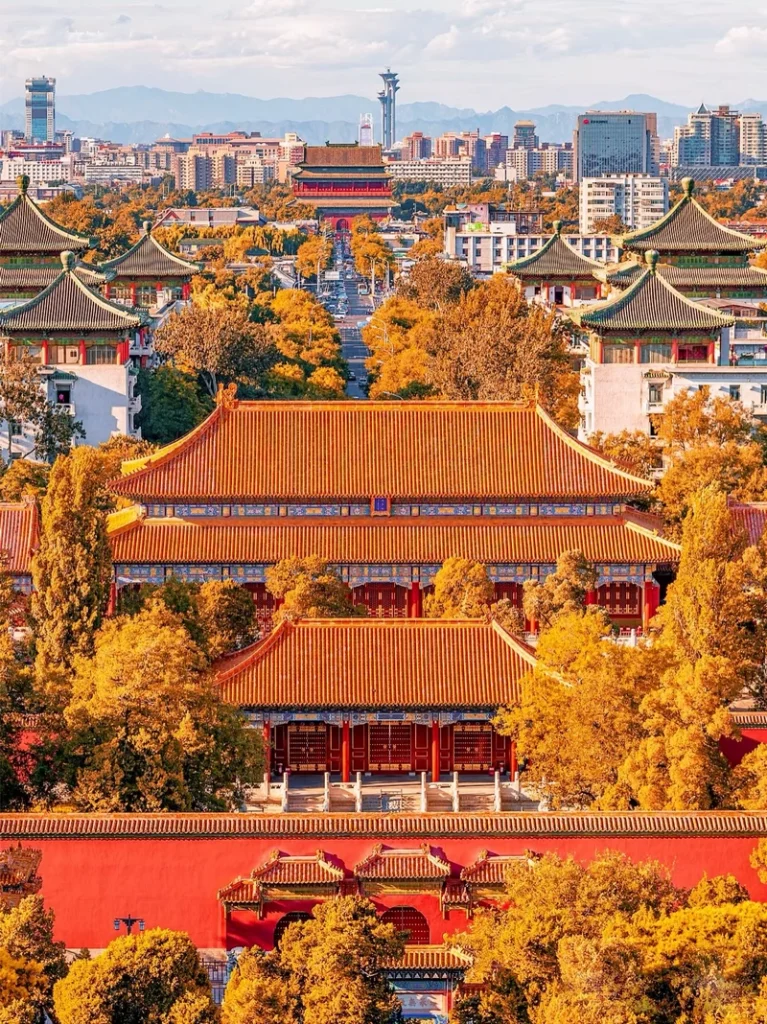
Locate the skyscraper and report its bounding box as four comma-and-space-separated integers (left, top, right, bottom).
672, 104, 740, 166
25, 77, 56, 142
359, 113, 375, 147
377, 69, 399, 150
573, 111, 657, 182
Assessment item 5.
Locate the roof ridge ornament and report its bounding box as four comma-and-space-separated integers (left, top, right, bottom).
645, 249, 660, 274
17, 174, 29, 196
552, 219, 562, 236
215, 382, 238, 409
681, 177, 695, 199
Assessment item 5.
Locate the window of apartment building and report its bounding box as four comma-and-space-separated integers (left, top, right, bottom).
648, 383, 664, 404
729, 384, 741, 401
55, 387, 71, 406
641, 344, 672, 364
86, 345, 117, 365
9, 421, 23, 437
761, 384, 767, 404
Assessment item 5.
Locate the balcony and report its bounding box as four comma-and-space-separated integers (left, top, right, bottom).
645, 400, 665, 412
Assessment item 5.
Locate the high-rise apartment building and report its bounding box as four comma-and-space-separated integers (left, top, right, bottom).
173, 153, 213, 191
512, 121, 539, 151
25, 77, 56, 142
573, 111, 658, 182
401, 131, 432, 161
672, 104, 740, 166
484, 133, 509, 170
505, 143, 573, 182
579, 174, 669, 234
739, 113, 767, 164
359, 114, 375, 147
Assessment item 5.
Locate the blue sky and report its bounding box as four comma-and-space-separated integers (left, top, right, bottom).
1, 0, 767, 108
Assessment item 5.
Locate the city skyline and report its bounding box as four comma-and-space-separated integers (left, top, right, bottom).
1, 0, 767, 110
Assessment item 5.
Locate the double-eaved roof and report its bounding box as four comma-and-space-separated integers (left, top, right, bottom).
617, 178, 767, 255
573, 253, 736, 333
111, 400, 651, 502
214, 618, 534, 710
0, 252, 143, 334
0, 176, 95, 255
506, 222, 603, 280
100, 223, 200, 280
602, 261, 767, 292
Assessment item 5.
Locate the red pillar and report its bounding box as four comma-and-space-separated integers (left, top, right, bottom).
431, 720, 440, 783
408, 582, 422, 618
78, 340, 87, 364
585, 588, 597, 606
130, 282, 138, 306
262, 721, 271, 778
643, 580, 660, 632
107, 582, 117, 617
510, 740, 518, 779
40, 340, 49, 365
182, 282, 191, 300
341, 720, 351, 783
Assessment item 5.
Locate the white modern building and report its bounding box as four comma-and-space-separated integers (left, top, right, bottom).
445, 225, 618, 275
579, 175, 668, 234
386, 158, 473, 186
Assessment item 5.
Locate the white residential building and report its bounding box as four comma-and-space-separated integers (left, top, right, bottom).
385, 158, 473, 186
445, 227, 618, 275
0, 156, 74, 182
579, 175, 669, 234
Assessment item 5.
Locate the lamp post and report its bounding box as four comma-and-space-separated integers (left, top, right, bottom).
114, 915, 145, 935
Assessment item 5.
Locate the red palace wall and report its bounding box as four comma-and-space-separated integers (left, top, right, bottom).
2, 815, 767, 951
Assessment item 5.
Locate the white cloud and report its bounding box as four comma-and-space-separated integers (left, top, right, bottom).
715, 25, 767, 54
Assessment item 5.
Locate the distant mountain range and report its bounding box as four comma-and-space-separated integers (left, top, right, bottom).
2, 87, 766, 147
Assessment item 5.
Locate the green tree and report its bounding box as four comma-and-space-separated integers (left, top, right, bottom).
0, 353, 83, 462
424, 558, 494, 618
197, 579, 260, 660
496, 611, 652, 809
31, 447, 113, 681
0, 568, 33, 808
65, 602, 263, 811
266, 556, 362, 622
0, 894, 67, 1020
522, 550, 597, 630
154, 305, 277, 397
222, 896, 404, 1024
53, 928, 217, 1024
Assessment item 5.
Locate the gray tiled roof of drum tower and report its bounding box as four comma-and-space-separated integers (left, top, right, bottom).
506, 221, 604, 279
617, 178, 767, 254
0, 177, 95, 255
574, 252, 737, 332
0, 252, 143, 333
100, 223, 200, 279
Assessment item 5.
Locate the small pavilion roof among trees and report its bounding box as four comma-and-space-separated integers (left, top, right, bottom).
0, 845, 42, 910
100, 222, 200, 280
0, 251, 143, 334
616, 178, 767, 255
0, 176, 95, 256
0, 500, 38, 591
506, 221, 604, 280
572, 251, 736, 334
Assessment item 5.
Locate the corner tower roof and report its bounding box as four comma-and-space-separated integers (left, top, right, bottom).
100, 223, 200, 280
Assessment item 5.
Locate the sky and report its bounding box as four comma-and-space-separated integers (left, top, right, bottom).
1, 0, 767, 109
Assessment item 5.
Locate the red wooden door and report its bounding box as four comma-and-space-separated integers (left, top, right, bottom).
351, 725, 367, 772
273, 724, 288, 774
354, 583, 408, 619
453, 724, 493, 771
368, 723, 413, 771
413, 724, 429, 772
328, 725, 342, 773
440, 724, 453, 772
492, 729, 510, 772
598, 581, 641, 618
287, 724, 328, 771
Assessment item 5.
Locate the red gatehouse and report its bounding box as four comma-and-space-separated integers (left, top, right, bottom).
214, 617, 533, 780
291, 144, 393, 227
108, 397, 678, 632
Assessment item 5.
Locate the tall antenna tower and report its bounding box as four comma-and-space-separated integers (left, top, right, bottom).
377, 69, 400, 150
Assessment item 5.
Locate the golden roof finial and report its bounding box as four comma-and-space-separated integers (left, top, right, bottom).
215, 382, 238, 409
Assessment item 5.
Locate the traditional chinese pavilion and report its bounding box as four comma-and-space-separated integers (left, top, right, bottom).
108, 398, 678, 632
506, 221, 603, 306
100, 221, 200, 307
606, 178, 767, 300
214, 617, 532, 779
0, 175, 109, 302
291, 144, 393, 229
0, 251, 145, 445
